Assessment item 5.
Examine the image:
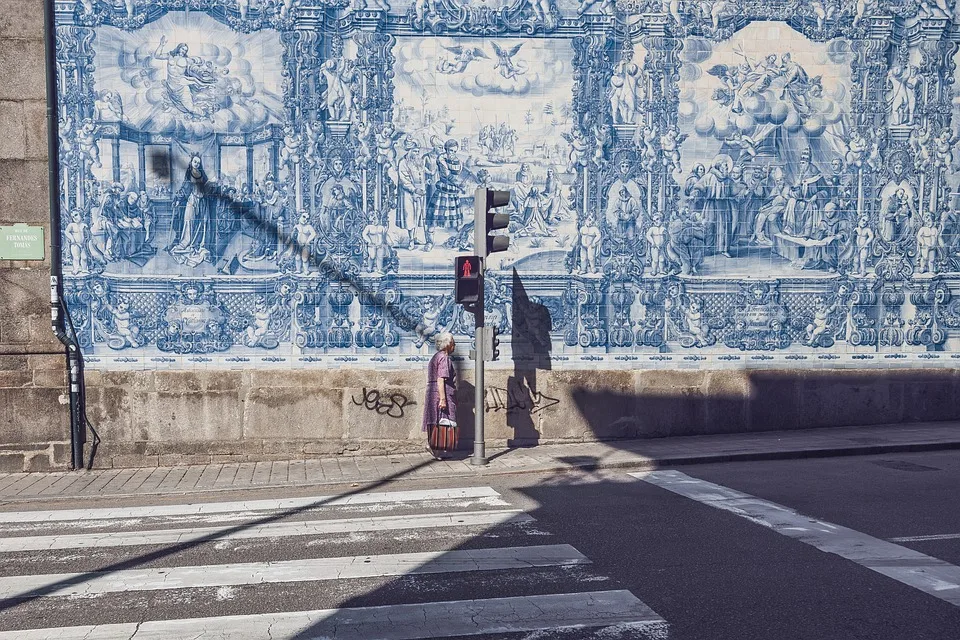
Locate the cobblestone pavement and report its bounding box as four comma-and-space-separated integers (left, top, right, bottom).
1, 422, 958, 502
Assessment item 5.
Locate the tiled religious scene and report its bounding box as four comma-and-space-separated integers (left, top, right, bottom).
53, 0, 960, 369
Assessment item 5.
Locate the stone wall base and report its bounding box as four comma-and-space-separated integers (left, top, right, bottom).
8, 365, 943, 470
5, 364, 959, 470
0, 354, 70, 472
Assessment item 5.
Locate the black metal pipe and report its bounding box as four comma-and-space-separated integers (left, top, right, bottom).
43, 0, 86, 470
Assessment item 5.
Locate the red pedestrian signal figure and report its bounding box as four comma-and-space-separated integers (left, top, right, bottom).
455, 256, 481, 305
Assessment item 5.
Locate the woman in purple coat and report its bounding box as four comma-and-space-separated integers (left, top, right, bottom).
423, 332, 457, 459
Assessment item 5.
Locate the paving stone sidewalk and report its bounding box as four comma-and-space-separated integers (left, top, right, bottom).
1, 421, 959, 502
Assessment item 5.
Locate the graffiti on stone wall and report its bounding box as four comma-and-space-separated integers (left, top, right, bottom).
485, 386, 560, 415
54, 0, 960, 366
351, 388, 417, 418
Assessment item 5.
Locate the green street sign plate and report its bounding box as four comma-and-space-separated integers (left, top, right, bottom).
0, 224, 45, 260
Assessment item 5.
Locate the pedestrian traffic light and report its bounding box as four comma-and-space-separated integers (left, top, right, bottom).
474, 188, 511, 259
455, 255, 482, 305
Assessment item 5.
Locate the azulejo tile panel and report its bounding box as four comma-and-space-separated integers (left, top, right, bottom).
53, 0, 960, 368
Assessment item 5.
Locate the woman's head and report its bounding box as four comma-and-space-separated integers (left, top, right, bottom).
434, 332, 455, 353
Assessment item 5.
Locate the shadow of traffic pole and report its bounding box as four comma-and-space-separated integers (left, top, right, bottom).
507, 268, 552, 448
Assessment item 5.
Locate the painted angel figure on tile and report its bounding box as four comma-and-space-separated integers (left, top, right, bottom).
609, 59, 645, 125
932, 129, 960, 172
362, 210, 392, 274
278, 0, 298, 18
577, 0, 615, 15
491, 42, 527, 80
888, 63, 920, 127
526, 0, 558, 29
574, 215, 602, 275
66, 210, 91, 276
94, 91, 123, 122
436, 45, 488, 75
918, 0, 954, 18
77, 119, 101, 169
699, 0, 737, 31
916, 214, 941, 275
413, 0, 440, 25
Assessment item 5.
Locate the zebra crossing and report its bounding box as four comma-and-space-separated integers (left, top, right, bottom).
0, 485, 668, 639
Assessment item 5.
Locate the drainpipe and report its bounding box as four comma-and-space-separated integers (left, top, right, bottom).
43, 0, 88, 470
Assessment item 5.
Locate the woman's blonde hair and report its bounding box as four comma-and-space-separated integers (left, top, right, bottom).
434, 332, 454, 352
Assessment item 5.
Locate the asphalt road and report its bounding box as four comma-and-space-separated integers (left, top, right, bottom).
1, 450, 959, 639
508, 451, 960, 640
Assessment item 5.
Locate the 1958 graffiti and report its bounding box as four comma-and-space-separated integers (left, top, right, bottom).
351, 388, 416, 419
485, 387, 560, 415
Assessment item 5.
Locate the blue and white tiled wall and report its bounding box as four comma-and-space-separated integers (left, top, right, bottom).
54, 0, 960, 370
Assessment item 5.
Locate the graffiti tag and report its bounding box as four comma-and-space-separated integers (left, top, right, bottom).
351, 388, 416, 419
485, 386, 560, 415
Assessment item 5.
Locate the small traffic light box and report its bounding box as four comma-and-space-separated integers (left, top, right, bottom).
474, 188, 511, 259
480, 325, 501, 361
455, 255, 482, 305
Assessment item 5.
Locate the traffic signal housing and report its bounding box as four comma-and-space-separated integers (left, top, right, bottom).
474, 188, 511, 258
481, 325, 501, 361
455, 255, 482, 305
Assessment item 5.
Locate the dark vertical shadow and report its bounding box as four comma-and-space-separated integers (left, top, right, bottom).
456, 372, 477, 454
508, 268, 552, 448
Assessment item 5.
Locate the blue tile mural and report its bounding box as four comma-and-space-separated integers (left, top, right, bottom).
52, 0, 960, 369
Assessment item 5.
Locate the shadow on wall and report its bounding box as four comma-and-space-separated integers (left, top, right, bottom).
449, 269, 553, 452
569, 368, 960, 440
508, 268, 552, 447
148, 151, 429, 335
455, 376, 476, 451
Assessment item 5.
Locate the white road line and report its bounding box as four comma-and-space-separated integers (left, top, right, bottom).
0, 544, 589, 600
0, 487, 503, 524
0, 590, 666, 640
891, 533, 960, 543
0, 510, 534, 553
632, 470, 960, 607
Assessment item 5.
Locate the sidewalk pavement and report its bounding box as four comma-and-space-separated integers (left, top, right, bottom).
1, 421, 959, 502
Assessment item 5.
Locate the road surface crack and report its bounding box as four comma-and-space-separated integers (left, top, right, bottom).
126, 619, 143, 639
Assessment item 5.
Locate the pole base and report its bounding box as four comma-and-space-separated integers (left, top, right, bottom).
471, 442, 487, 466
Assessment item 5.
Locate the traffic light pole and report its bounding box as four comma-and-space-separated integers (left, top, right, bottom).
473, 301, 486, 466
468, 187, 509, 467
472, 188, 487, 467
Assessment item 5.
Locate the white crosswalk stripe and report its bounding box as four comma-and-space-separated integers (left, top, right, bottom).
632, 470, 960, 609
0, 485, 668, 639
0, 510, 533, 552
0, 486, 506, 524
0, 545, 590, 599
0, 591, 663, 640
